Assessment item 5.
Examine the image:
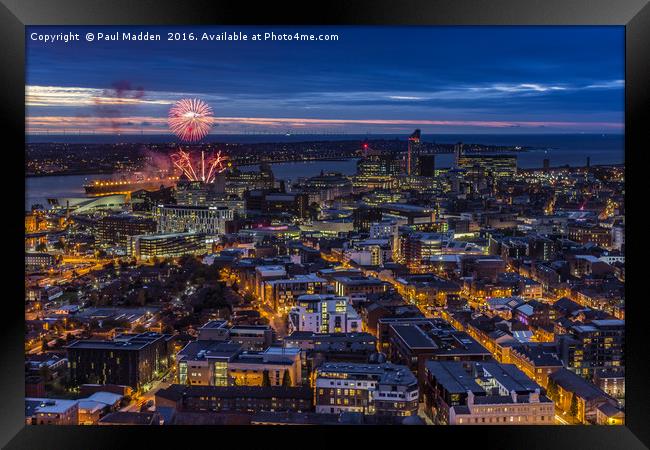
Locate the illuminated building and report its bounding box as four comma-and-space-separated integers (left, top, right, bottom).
127, 232, 206, 260
25, 398, 79, 425
25, 212, 48, 233
353, 145, 400, 190
548, 368, 622, 424
361, 189, 403, 206
333, 275, 388, 303
25, 252, 56, 269
284, 331, 377, 362
568, 319, 624, 380
424, 361, 554, 425
315, 362, 419, 416
611, 224, 625, 251
457, 154, 517, 178
387, 319, 491, 386
567, 223, 612, 247
155, 204, 233, 236
299, 218, 354, 236
224, 163, 275, 198
155, 384, 313, 414
406, 129, 422, 176
341, 242, 391, 267
594, 368, 625, 403
66, 332, 174, 390
238, 225, 300, 242
95, 215, 156, 248
393, 275, 460, 309
508, 344, 564, 387
300, 172, 353, 203
288, 294, 361, 334
369, 218, 399, 239
196, 320, 274, 352
174, 179, 243, 214
262, 274, 327, 311
399, 232, 446, 269
461, 256, 506, 282
176, 341, 301, 387
254, 265, 287, 300
380, 203, 435, 225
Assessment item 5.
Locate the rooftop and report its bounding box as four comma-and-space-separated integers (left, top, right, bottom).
317, 362, 417, 386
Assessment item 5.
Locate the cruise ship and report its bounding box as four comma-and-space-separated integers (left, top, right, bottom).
83, 172, 179, 196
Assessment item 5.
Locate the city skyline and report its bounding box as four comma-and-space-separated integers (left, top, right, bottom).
26, 26, 624, 135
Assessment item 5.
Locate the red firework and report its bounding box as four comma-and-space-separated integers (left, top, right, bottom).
171, 149, 227, 183
168, 98, 214, 142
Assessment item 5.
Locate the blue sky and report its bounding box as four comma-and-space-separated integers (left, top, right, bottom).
26, 26, 624, 135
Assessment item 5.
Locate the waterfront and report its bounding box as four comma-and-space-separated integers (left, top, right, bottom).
26, 134, 624, 211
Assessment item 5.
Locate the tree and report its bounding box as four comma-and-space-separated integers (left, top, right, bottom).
281, 370, 292, 387
262, 369, 271, 387
569, 392, 579, 419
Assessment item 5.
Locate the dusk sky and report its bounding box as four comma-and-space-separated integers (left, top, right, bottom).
26, 26, 624, 135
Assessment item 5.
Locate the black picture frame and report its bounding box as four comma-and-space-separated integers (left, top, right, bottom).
2, 0, 648, 448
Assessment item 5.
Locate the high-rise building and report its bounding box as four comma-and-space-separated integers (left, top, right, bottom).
406, 129, 422, 176
453, 142, 464, 169
418, 154, 436, 177
354, 147, 400, 190
224, 163, 275, 198
457, 154, 517, 178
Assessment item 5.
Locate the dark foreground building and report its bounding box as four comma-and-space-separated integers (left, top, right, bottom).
66, 332, 174, 390
155, 384, 313, 413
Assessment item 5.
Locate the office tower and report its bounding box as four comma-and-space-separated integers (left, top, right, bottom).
406, 129, 422, 176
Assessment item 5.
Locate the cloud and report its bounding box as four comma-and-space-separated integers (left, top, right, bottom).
25, 114, 624, 134
585, 79, 625, 89
26, 85, 174, 107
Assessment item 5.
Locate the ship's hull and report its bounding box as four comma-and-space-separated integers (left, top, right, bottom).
84, 179, 177, 196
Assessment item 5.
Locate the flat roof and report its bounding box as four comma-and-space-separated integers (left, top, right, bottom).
66, 332, 168, 351
177, 341, 242, 360
317, 362, 417, 386
200, 320, 229, 330
25, 398, 78, 415
424, 361, 483, 395
481, 362, 541, 393
391, 324, 438, 349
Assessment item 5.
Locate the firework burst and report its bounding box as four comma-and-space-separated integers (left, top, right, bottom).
171, 149, 228, 183
168, 98, 214, 141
